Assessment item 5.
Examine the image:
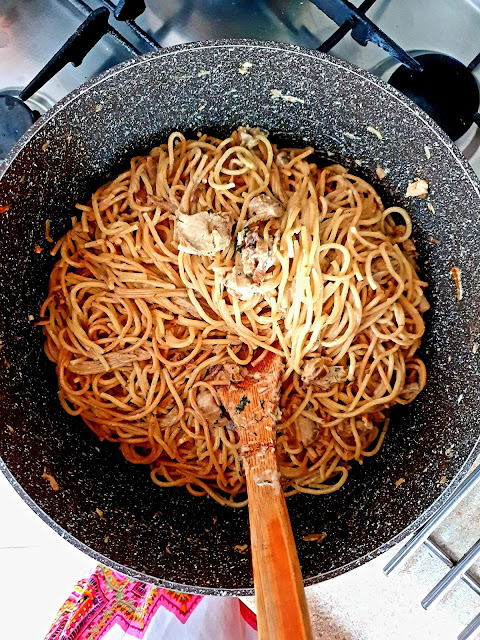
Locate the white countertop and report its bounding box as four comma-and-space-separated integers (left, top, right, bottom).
1, 466, 478, 640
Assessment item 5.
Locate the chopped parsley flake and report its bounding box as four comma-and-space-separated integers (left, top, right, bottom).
235, 396, 250, 413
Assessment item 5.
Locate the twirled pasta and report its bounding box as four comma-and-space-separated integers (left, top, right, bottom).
40, 128, 428, 507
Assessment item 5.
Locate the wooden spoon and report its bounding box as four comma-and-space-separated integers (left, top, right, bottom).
218, 352, 313, 640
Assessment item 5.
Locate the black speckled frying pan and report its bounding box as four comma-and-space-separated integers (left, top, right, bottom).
0, 41, 479, 595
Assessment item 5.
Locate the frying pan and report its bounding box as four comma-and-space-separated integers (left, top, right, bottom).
0, 41, 479, 595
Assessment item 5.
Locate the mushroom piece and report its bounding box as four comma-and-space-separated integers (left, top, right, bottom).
238, 126, 264, 149
239, 229, 275, 285
204, 362, 247, 384
418, 294, 430, 313
296, 414, 321, 446
224, 270, 261, 301
301, 357, 348, 389
247, 194, 284, 222
222, 362, 248, 382
276, 150, 290, 167
174, 211, 232, 256
158, 410, 180, 428
196, 388, 223, 424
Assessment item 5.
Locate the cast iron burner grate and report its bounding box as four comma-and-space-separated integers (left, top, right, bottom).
388, 52, 480, 141
315, 1, 480, 141
0, 3, 151, 160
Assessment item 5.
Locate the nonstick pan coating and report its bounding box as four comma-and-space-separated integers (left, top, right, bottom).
0, 41, 479, 595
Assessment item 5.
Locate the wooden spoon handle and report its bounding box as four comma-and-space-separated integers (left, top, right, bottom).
244, 447, 313, 640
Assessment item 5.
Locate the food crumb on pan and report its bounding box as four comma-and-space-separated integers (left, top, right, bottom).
95, 508, 104, 519
428, 236, 439, 244
95, 104, 103, 113
439, 476, 448, 484
367, 125, 383, 139
6, 424, 14, 434
302, 532, 327, 542
394, 477, 405, 487
197, 70, 210, 77
406, 178, 428, 198
42, 467, 59, 491
28, 314, 34, 321
104, 536, 109, 543
424, 145, 431, 159
445, 447, 454, 458
427, 202, 436, 214
270, 89, 305, 104
0, 204, 10, 214
45, 219, 53, 243
166, 546, 172, 554
354, 159, 362, 166
375, 165, 387, 179
41, 141, 50, 151
34, 245, 42, 253
450, 266, 463, 300
238, 61, 252, 75
473, 342, 478, 354
343, 131, 356, 140
234, 544, 249, 553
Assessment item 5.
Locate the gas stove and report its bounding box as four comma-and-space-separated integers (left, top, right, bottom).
1, 2, 480, 639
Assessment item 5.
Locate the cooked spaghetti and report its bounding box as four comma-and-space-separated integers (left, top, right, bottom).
40, 127, 428, 507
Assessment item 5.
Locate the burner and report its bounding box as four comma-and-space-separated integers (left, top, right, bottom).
388, 53, 479, 141
0, 94, 36, 160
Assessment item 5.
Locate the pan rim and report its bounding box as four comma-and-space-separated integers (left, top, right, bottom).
1, 38, 479, 594
2, 39, 480, 199
2, 446, 479, 595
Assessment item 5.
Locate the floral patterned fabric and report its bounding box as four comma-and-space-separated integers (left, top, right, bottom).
46, 565, 257, 640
